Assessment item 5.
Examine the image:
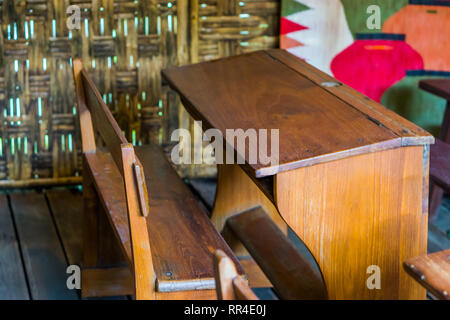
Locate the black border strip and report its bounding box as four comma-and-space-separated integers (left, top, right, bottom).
406, 70, 450, 77
409, 0, 450, 6
355, 33, 406, 40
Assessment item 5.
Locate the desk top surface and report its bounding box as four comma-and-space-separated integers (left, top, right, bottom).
163, 49, 433, 178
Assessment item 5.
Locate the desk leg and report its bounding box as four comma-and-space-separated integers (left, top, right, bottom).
275, 146, 428, 300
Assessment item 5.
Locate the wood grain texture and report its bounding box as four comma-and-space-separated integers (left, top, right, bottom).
0, 194, 29, 300
84, 145, 244, 293
404, 249, 450, 300
76, 60, 244, 297
9, 192, 78, 300
213, 165, 281, 231
81, 267, 134, 298
239, 258, 272, 288
232, 277, 259, 300
275, 146, 428, 300
227, 207, 328, 300
0, 177, 82, 188
214, 250, 258, 300
136, 145, 245, 291
163, 50, 433, 178
121, 144, 156, 300
267, 49, 434, 146
73, 59, 96, 153
214, 249, 242, 300
212, 164, 287, 256
81, 68, 128, 173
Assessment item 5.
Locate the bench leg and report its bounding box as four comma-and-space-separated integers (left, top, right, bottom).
81, 267, 134, 298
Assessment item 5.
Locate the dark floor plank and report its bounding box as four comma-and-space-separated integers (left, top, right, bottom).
46, 189, 83, 265
9, 192, 78, 300
0, 194, 29, 299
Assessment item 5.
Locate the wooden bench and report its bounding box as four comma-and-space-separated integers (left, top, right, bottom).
404, 249, 450, 300
73, 59, 244, 299
419, 79, 450, 219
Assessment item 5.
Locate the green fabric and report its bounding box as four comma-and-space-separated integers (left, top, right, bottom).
281, 0, 310, 17
341, 0, 408, 37
381, 75, 449, 137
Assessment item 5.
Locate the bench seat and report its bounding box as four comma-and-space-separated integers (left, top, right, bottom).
85, 144, 244, 292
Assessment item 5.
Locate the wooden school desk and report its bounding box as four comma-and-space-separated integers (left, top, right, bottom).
163, 49, 434, 299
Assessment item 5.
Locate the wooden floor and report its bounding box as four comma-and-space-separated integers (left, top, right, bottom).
0, 180, 449, 300
0, 188, 83, 299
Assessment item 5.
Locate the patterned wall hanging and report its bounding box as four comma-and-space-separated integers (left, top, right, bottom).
281, 0, 450, 135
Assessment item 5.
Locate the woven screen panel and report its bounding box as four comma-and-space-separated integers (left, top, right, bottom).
0, 0, 279, 185
191, 0, 280, 62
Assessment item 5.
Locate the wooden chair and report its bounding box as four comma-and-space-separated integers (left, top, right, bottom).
403, 249, 450, 300
215, 207, 328, 300
419, 79, 450, 219
72, 59, 244, 299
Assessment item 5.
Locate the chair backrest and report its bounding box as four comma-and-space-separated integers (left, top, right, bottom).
214, 250, 258, 300
72, 59, 155, 299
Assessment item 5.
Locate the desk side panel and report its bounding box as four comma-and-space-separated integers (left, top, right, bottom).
275, 146, 427, 299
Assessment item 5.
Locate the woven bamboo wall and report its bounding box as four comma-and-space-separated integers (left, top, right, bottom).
0, 0, 279, 186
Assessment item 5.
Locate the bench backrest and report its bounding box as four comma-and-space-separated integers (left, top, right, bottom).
73, 59, 155, 299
